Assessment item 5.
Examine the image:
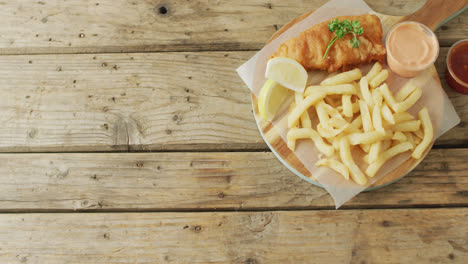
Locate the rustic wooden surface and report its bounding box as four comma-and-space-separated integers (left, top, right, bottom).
0, 0, 466, 263
0, 209, 467, 263
0, 149, 465, 212
0, 48, 465, 152
0, 0, 464, 54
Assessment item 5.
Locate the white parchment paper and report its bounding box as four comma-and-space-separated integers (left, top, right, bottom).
236, 0, 461, 208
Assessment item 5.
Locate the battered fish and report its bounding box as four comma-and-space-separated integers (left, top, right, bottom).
270, 14, 386, 72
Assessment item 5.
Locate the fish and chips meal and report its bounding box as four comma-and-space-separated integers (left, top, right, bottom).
258, 14, 434, 185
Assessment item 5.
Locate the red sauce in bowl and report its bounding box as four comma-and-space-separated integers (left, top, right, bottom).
446, 40, 468, 94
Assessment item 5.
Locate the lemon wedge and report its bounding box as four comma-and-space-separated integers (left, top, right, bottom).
265, 57, 308, 92
258, 79, 290, 121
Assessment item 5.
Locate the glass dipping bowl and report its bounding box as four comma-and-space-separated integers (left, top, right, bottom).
445, 39, 468, 94
385, 21, 439, 78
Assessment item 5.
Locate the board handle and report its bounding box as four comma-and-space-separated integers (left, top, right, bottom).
403, 0, 468, 30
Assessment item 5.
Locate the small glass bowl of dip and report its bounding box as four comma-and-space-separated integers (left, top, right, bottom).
445, 39, 468, 94
385, 21, 439, 78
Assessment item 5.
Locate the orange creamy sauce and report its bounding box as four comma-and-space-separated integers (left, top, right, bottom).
387, 23, 438, 76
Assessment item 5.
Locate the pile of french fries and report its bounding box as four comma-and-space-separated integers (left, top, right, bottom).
287, 62, 433, 185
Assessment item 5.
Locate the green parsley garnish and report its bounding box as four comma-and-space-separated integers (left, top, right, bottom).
322, 19, 364, 59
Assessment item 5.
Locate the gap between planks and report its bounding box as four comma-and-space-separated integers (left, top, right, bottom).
0, 203, 467, 214
0, 143, 465, 154
0, 43, 457, 56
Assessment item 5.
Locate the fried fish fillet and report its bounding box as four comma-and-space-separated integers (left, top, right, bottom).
270, 14, 386, 72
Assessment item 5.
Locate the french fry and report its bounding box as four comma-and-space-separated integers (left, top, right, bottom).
342, 95, 353, 117
316, 159, 349, 180
322, 101, 341, 116
366, 142, 413, 177
382, 119, 393, 129
372, 89, 383, 105
339, 100, 360, 114
405, 132, 416, 148
381, 103, 395, 124
316, 100, 330, 125
287, 102, 298, 150
321, 101, 349, 129
414, 128, 424, 139
366, 62, 382, 81
362, 154, 370, 164
327, 114, 348, 129
369, 69, 388, 89
339, 137, 367, 185
359, 100, 373, 132
368, 141, 381, 164
394, 112, 415, 123
361, 131, 389, 152
284, 63, 432, 185
359, 76, 373, 109
320, 68, 362, 85
352, 101, 360, 113
396, 82, 417, 102
381, 139, 392, 151
287, 138, 296, 151
287, 128, 335, 157
343, 115, 363, 134
332, 137, 341, 151
295, 92, 312, 129
414, 135, 422, 145
304, 84, 356, 97
395, 120, 421, 132
378, 83, 398, 111
300, 111, 312, 128
395, 87, 422, 113
355, 82, 363, 100
412, 107, 433, 159
383, 130, 394, 140
294, 92, 303, 103
348, 131, 385, 145
372, 101, 385, 133
288, 91, 326, 128
360, 143, 371, 153
392, 131, 407, 142
317, 123, 347, 138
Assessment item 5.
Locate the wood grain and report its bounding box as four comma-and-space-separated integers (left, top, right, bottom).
0, 149, 465, 211
0, 49, 463, 152
0, 0, 463, 55
0, 52, 260, 151
0, 209, 467, 263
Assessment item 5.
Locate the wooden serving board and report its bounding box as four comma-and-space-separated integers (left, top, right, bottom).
252, 0, 467, 189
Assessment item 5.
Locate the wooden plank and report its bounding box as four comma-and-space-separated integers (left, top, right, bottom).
0, 52, 259, 151
0, 0, 463, 55
0, 149, 466, 211
0, 209, 467, 263
0, 48, 464, 152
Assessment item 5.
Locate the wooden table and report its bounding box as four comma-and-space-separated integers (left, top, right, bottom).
0, 0, 466, 263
